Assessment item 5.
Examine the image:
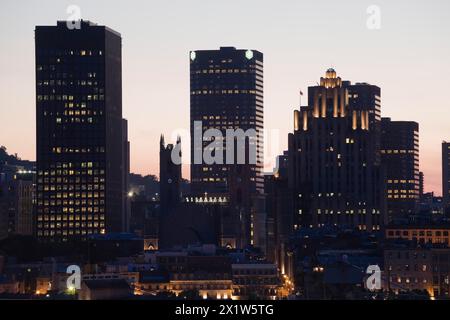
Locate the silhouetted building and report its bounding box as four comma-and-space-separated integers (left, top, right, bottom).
0, 166, 34, 238
159, 196, 226, 249
0, 183, 10, 240
265, 152, 293, 273
419, 171, 424, 199
86, 233, 143, 262
288, 69, 385, 231
35, 21, 129, 241
384, 244, 450, 298
381, 118, 419, 222
0, 150, 35, 238
79, 278, 132, 300
385, 224, 450, 246
443, 141, 450, 216
122, 119, 131, 232
419, 192, 444, 219
129, 198, 160, 250
290, 228, 382, 299
159, 135, 182, 215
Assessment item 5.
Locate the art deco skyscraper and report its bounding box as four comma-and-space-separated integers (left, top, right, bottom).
35, 21, 129, 241
288, 69, 385, 231
381, 118, 419, 222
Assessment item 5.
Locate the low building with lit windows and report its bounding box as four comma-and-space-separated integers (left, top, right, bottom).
384, 244, 450, 298
135, 245, 282, 300
231, 263, 280, 300
385, 225, 450, 246
0, 275, 21, 295
0, 165, 35, 237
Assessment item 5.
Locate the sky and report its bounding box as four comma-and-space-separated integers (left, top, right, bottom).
0, 0, 449, 195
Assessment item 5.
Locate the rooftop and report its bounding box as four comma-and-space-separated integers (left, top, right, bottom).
83, 279, 130, 290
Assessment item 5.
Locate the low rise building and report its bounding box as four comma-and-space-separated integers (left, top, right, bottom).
232, 263, 280, 300
385, 225, 450, 246
0, 275, 20, 294
79, 279, 132, 300
384, 244, 450, 298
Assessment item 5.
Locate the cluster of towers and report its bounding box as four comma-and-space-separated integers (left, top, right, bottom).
33, 22, 428, 258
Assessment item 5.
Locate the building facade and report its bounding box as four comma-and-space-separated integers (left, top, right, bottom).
265, 152, 294, 273
381, 118, 419, 222
159, 135, 182, 215
385, 225, 450, 246
35, 21, 129, 241
189, 47, 264, 196
0, 167, 34, 238
384, 246, 450, 298
189, 47, 265, 249
443, 141, 450, 215
288, 69, 385, 231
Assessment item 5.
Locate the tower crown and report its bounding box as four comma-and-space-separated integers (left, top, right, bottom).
326, 68, 337, 78
320, 68, 342, 88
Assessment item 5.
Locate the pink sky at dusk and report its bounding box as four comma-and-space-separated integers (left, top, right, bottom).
0, 0, 449, 195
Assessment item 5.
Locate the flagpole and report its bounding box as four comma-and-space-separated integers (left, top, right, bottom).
299, 89, 303, 109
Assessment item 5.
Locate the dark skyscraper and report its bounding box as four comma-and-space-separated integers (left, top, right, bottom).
380, 118, 419, 222
35, 21, 129, 241
159, 135, 182, 214
189, 47, 264, 196
265, 152, 293, 276
122, 119, 131, 232
189, 47, 265, 249
443, 141, 450, 215
288, 69, 385, 231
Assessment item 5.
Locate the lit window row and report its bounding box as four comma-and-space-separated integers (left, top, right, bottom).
51, 147, 105, 154
381, 149, 416, 154
37, 214, 105, 221
38, 94, 105, 101
37, 228, 106, 237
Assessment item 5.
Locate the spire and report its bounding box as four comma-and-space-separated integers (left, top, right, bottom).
160, 134, 165, 149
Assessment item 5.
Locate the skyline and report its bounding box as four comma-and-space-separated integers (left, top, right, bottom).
1, 0, 450, 195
